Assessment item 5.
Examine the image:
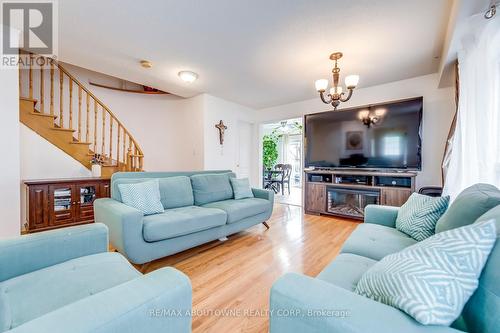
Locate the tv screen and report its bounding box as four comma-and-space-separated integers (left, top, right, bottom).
304, 97, 422, 170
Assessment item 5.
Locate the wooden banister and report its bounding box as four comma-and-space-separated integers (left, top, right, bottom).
18, 51, 144, 172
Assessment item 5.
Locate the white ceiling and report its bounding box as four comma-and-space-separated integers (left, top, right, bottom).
58, 0, 452, 109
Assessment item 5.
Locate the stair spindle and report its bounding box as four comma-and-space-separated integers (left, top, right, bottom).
59, 71, 64, 127
86, 93, 90, 142
94, 102, 98, 152
50, 62, 54, 115
109, 118, 113, 161
123, 132, 127, 167
40, 61, 44, 113
117, 125, 121, 166
77, 86, 82, 140
69, 80, 73, 130
102, 108, 106, 155
29, 54, 33, 99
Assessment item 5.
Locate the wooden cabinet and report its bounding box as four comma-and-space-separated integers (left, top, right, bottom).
304, 170, 416, 219
25, 178, 110, 233
380, 188, 412, 207
305, 183, 326, 214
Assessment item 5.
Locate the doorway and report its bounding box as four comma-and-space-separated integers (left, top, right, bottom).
261, 118, 303, 206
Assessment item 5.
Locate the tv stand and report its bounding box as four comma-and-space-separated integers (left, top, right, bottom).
304, 169, 416, 220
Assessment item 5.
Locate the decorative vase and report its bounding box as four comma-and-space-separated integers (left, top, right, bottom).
91, 164, 102, 178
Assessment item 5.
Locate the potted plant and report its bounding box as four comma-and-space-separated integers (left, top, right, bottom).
263, 134, 279, 171
91, 153, 104, 177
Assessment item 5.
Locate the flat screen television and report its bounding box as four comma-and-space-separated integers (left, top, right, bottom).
304, 97, 423, 170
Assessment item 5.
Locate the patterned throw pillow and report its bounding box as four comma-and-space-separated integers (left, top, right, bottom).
118, 180, 164, 215
355, 219, 497, 326
396, 193, 449, 241
230, 178, 254, 200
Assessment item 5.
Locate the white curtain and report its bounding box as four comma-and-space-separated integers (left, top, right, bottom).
443, 14, 500, 200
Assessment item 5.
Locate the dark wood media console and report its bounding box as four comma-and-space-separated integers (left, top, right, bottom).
24, 178, 111, 233
304, 169, 416, 219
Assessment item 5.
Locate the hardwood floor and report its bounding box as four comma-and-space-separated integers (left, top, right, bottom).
144, 204, 359, 333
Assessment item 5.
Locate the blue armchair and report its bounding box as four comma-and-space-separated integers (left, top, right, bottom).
0, 223, 192, 333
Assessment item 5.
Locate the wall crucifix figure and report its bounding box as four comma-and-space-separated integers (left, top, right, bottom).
215, 120, 227, 145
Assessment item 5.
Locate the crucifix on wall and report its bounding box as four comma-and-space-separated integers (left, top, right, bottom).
215, 120, 227, 145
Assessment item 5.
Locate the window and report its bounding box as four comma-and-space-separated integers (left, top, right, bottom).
383, 136, 401, 156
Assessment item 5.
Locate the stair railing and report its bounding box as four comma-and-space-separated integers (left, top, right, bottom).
19, 51, 144, 171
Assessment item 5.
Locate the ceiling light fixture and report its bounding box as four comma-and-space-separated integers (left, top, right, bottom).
315, 52, 359, 111
178, 71, 198, 83
140, 60, 152, 68
485, 1, 497, 19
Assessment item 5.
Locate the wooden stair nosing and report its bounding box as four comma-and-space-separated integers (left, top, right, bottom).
70, 141, 92, 145
30, 112, 57, 119
51, 127, 76, 133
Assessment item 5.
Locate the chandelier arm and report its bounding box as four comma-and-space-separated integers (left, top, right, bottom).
339, 89, 354, 102
319, 91, 333, 104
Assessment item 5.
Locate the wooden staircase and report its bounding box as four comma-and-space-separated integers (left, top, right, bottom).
19, 52, 144, 177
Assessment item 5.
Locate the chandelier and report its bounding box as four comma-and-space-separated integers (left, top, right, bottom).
315, 52, 359, 110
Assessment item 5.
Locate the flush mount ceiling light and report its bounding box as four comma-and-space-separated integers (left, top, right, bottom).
178, 71, 198, 83
315, 52, 359, 111
140, 60, 152, 68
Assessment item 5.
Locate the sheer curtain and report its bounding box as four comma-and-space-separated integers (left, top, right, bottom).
442, 14, 500, 200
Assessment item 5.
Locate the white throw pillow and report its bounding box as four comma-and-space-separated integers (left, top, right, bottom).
118, 180, 164, 215
355, 219, 497, 326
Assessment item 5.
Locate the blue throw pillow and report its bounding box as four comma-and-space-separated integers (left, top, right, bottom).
230, 178, 254, 200
396, 193, 449, 241
355, 219, 497, 326
117, 180, 164, 215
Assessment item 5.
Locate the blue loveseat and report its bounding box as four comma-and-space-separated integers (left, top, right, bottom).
0, 223, 191, 333
270, 184, 500, 333
94, 170, 274, 264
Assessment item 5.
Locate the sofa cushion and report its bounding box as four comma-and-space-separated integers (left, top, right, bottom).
230, 178, 254, 200
317, 253, 377, 292
355, 219, 497, 326
158, 176, 194, 209
0, 252, 139, 331
460, 206, 500, 333
436, 183, 500, 233
341, 224, 417, 261
190, 173, 234, 205
117, 180, 164, 215
202, 198, 271, 224
395, 193, 449, 241
142, 206, 227, 242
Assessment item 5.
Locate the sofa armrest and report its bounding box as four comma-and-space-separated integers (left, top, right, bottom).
9, 267, 192, 333
364, 204, 400, 228
0, 223, 108, 282
252, 188, 274, 203
93, 198, 143, 257
270, 273, 461, 333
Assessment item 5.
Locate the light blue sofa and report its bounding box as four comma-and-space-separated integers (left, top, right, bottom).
0, 223, 192, 333
94, 171, 274, 264
270, 184, 500, 333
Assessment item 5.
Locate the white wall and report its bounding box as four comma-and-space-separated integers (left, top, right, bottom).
202, 94, 258, 185
256, 74, 456, 189
63, 64, 205, 171
0, 51, 21, 238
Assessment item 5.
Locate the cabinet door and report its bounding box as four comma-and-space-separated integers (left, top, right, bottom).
305, 183, 326, 213
49, 184, 76, 226
75, 183, 99, 222
380, 188, 412, 207
28, 185, 49, 231
100, 181, 111, 198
